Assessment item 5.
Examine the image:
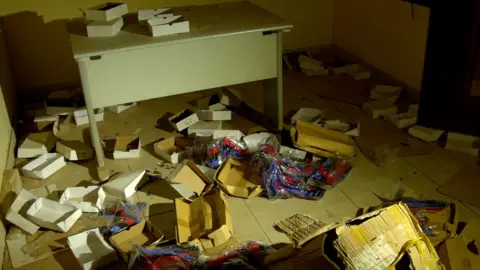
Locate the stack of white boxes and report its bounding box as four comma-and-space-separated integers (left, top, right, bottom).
138, 8, 190, 37
85, 3, 128, 37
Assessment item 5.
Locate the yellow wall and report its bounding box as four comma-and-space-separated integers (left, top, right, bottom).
333, 0, 430, 90
0, 0, 333, 89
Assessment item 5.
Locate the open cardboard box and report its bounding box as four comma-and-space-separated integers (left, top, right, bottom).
84, 2, 128, 21
17, 132, 57, 158
56, 140, 94, 161
110, 220, 165, 262
26, 198, 82, 232
166, 160, 214, 200
169, 109, 200, 132
215, 157, 263, 198
154, 136, 195, 164
68, 228, 118, 270
22, 153, 66, 180
175, 188, 232, 246
6, 189, 40, 235
291, 120, 354, 158
113, 136, 141, 159
102, 170, 147, 198
59, 186, 106, 213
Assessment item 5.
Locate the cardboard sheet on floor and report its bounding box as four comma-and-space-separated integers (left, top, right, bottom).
215, 157, 263, 198
175, 189, 232, 245
166, 160, 214, 199
438, 163, 480, 209
290, 120, 354, 158
26, 198, 82, 232
102, 170, 148, 198
68, 228, 118, 270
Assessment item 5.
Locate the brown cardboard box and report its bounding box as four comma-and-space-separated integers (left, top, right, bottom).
215, 157, 263, 198
154, 136, 195, 164
166, 160, 214, 200
437, 218, 480, 270
110, 220, 165, 262
175, 189, 232, 245
290, 120, 355, 158
169, 109, 200, 132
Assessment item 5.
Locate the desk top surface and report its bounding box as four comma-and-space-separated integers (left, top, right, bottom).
70, 1, 292, 59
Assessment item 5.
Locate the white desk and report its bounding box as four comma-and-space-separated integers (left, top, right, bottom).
69, 1, 292, 180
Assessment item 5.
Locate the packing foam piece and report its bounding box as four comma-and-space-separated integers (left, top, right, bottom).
22, 153, 66, 180
59, 186, 106, 213
68, 228, 118, 270
26, 198, 82, 232
102, 170, 147, 198
5, 189, 40, 235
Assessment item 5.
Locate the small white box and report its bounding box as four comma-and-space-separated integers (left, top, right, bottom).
87, 17, 123, 37
138, 8, 171, 21
22, 153, 66, 180
370, 85, 403, 104
196, 110, 232, 121
169, 109, 200, 132
102, 170, 147, 198
362, 101, 398, 119
84, 3, 128, 22
17, 132, 57, 158
154, 136, 194, 164
6, 189, 39, 235
209, 102, 227, 111
187, 121, 223, 137
385, 112, 417, 129
113, 136, 141, 159
74, 108, 104, 126
68, 228, 118, 270
212, 130, 245, 140
56, 140, 94, 161
107, 102, 137, 113
59, 186, 106, 213
26, 198, 82, 232
147, 15, 190, 37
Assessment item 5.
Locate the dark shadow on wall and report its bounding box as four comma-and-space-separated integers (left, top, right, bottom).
1, 11, 81, 91
0, 20, 16, 123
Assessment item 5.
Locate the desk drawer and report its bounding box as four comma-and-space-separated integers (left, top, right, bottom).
84, 31, 278, 108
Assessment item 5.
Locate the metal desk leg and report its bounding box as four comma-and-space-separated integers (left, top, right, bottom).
263, 31, 284, 131
77, 58, 109, 181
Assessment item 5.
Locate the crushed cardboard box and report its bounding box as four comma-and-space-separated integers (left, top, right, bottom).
275, 214, 336, 247
291, 108, 324, 125
196, 110, 232, 121
22, 153, 66, 180
107, 102, 138, 113
110, 220, 165, 262
154, 136, 195, 164
59, 186, 105, 213
68, 228, 118, 270
113, 136, 141, 159
6, 189, 40, 235
408, 125, 444, 143
166, 160, 214, 200
26, 198, 82, 232
362, 101, 398, 119
215, 157, 263, 198
84, 2, 128, 21
175, 188, 232, 246
17, 132, 57, 158
291, 120, 355, 158
169, 109, 200, 132
56, 140, 94, 161
370, 85, 403, 103
103, 170, 148, 198
73, 108, 104, 126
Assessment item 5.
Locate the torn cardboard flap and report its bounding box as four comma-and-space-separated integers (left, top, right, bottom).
291, 120, 355, 158
154, 136, 195, 164
17, 132, 57, 158
166, 160, 214, 199
175, 188, 232, 245
102, 170, 148, 198
169, 109, 200, 132
113, 136, 141, 159
215, 157, 263, 198
26, 198, 82, 232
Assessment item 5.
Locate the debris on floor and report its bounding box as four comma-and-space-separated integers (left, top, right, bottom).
444, 132, 480, 156
370, 85, 403, 103
298, 55, 329, 76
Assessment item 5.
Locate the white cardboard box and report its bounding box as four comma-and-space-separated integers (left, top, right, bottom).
408, 125, 443, 143
147, 14, 181, 26
148, 15, 190, 37
26, 198, 82, 232
138, 8, 171, 21
56, 140, 94, 161
68, 228, 118, 270
209, 102, 227, 111
17, 132, 57, 158
154, 136, 194, 164
5, 189, 40, 235
187, 120, 223, 137
196, 110, 232, 121
362, 101, 398, 119
86, 17, 123, 37
291, 108, 324, 124
102, 170, 147, 198
169, 109, 200, 132
84, 3, 128, 21
370, 85, 403, 103
107, 102, 137, 113
74, 108, 104, 126
384, 112, 417, 129
212, 130, 245, 140
113, 136, 141, 159
22, 153, 66, 180
60, 186, 106, 213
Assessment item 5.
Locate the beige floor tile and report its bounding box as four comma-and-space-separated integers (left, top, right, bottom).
226, 197, 271, 244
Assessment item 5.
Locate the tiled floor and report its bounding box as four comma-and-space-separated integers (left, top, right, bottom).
11, 69, 480, 269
